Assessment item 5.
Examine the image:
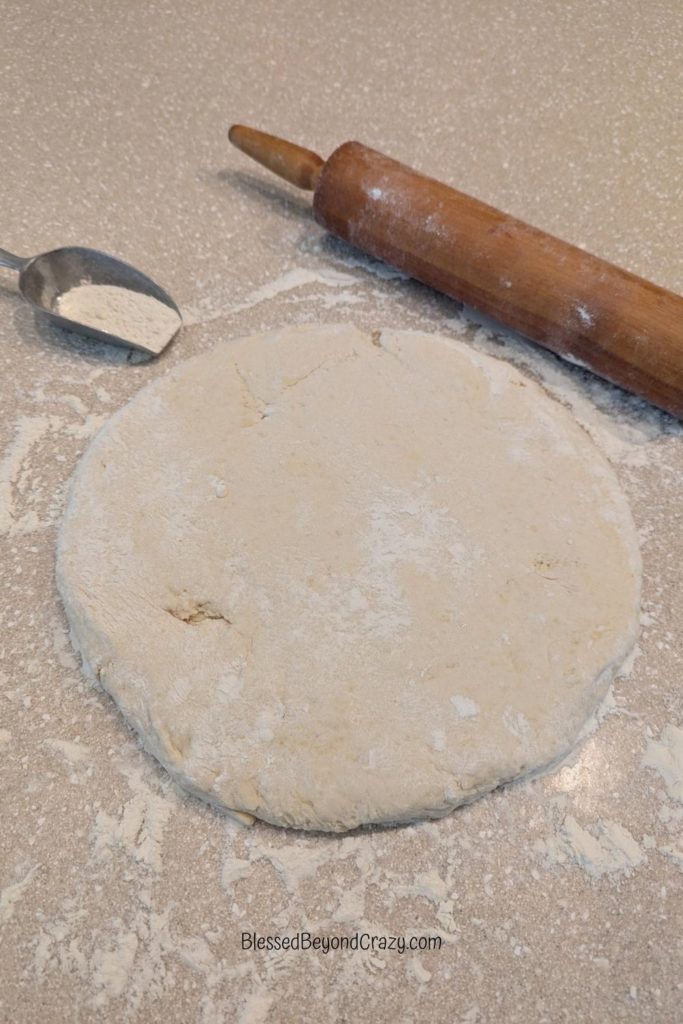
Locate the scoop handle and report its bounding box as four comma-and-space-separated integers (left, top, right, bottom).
0, 247, 27, 273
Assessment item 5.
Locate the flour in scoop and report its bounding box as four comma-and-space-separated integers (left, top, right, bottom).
57, 284, 181, 354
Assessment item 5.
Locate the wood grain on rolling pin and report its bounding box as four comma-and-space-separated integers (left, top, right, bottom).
313, 143, 683, 417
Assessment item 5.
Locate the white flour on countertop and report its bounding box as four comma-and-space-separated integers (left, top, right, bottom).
182, 266, 358, 326
0, 412, 105, 538
57, 284, 181, 354
0, 865, 41, 926
534, 815, 646, 877
643, 725, 683, 803
91, 763, 178, 874
451, 321, 682, 466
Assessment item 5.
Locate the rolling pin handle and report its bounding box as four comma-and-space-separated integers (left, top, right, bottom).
228, 125, 324, 191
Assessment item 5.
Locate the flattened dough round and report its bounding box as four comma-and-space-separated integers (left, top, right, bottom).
57, 324, 641, 831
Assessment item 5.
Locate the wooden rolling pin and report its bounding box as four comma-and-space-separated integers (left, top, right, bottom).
229, 124, 683, 418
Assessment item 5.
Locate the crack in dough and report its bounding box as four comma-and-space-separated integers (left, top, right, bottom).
165, 600, 232, 625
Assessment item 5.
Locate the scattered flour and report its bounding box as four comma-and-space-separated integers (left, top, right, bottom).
447, 322, 681, 466
659, 844, 683, 867
450, 695, 480, 718
0, 865, 41, 926
329, 250, 408, 281
91, 765, 175, 873
642, 725, 683, 803
410, 870, 448, 905
221, 857, 251, 888
45, 737, 91, 765
0, 409, 111, 538
410, 957, 432, 984
237, 988, 274, 1024
0, 414, 60, 535
232, 267, 356, 311
183, 266, 358, 325
92, 924, 139, 1002
251, 842, 341, 890
575, 303, 596, 328
57, 284, 181, 354
534, 816, 645, 877
332, 886, 366, 925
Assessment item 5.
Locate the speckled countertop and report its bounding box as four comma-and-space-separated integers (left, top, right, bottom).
1, 2, 682, 1021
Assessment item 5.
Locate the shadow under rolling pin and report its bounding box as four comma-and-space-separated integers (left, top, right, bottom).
229, 124, 683, 420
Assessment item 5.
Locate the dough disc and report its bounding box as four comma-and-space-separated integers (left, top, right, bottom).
57, 324, 641, 831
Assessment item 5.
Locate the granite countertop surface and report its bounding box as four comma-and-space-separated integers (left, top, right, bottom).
1, 2, 681, 1021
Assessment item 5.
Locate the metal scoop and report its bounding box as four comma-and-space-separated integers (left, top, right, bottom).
0, 245, 182, 356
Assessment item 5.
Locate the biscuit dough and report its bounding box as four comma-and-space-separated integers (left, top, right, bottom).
57, 324, 641, 831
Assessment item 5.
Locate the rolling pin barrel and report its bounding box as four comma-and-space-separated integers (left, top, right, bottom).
229, 126, 683, 418
313, 142, 683, 418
